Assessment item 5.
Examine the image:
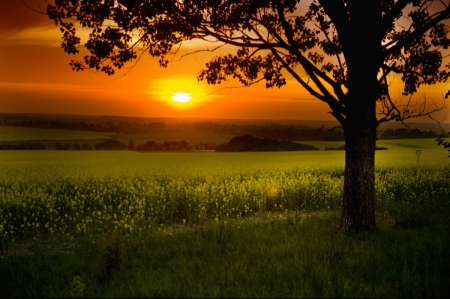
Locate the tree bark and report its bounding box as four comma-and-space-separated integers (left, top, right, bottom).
339, 63, 379, 232
336, 2, 381, 232
340, 120, 378, 232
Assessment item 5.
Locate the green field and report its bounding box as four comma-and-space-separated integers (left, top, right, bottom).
1, 141, 449, 297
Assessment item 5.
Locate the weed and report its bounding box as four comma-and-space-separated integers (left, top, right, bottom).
70, 276, 85, 298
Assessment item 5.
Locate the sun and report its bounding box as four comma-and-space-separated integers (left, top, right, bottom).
171, 92, 192, 103
149, 77, 211, 110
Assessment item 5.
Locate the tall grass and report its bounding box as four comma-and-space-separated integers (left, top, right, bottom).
1, 211, 449, 297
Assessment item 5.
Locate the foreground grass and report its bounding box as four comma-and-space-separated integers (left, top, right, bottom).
1, 210, 449, 298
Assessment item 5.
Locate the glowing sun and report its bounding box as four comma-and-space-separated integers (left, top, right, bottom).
171, 92, 192, 103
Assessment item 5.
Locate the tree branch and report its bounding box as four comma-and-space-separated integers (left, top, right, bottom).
380, 0, 411, 34
317, 0, 350, 46
274, 0, 345, 101
383, 5, 450, 58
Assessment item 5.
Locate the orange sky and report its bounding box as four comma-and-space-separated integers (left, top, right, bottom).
0, 0, 449, 122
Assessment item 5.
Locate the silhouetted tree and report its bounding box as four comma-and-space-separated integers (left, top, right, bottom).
127, 139, 135, 151
81, 143, 92, 150
47, 1, 450, 232
194, 142, 218, 150
379, 128, 438, 139
0, 142, 45, 150
95, 139, 127, 150
146, 140, 157, 151
179, 140, 191, 150
73, 142, 81, 150
163, 141, 170, 151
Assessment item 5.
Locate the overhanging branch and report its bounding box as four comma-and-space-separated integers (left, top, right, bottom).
383, 5, 450, 58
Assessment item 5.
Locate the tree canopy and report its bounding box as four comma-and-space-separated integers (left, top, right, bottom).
46, 0, 449, 125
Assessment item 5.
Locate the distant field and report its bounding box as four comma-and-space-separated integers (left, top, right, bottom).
0, 126, 112, 141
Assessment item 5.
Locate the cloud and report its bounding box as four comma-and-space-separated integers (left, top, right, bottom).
0, 1, 51, 34
0, 1, 62, 47
1, 26, 62, 46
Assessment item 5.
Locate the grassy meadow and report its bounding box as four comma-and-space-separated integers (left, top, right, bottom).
1, 137, 449, 297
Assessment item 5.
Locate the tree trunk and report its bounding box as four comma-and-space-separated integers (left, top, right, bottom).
321, 0, 382, 232
340, 121, 378, 232
339, 66, 379, 232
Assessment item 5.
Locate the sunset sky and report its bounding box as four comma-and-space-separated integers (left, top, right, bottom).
1, 0, 449, 122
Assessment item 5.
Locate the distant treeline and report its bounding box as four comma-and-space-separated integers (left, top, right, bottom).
0, 142, 45, 150
378, 128, 441, 139
0, 120, 345, 140
55, 137, 318, 152
93, 139, 217, 151
216, 135, 319, 152
3, 120, 447, 141
324, 145, 389, 151
0, 139, 216, 151
134, 140, 217, 151
55, 142, 92, 150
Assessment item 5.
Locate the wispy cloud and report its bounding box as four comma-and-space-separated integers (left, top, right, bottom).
1, 26, 62, 46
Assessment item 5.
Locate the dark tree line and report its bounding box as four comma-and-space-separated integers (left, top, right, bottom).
1, 120, 165, 134
135, 140, 216, 151
324, 145, 388, 151
95, 139, 127, 150
0, 139, 215, 151
55, 142, 92, 150
193, 142, 217, 150
94, 139, 216, 151
216, 135, 319, 152
2, 121, 445, 142
0, 142, 45, 150
379, 128, 445, 139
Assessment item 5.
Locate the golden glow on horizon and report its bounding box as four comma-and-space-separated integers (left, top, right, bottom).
1, 0, 448, 121
172, 92, 192, 103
